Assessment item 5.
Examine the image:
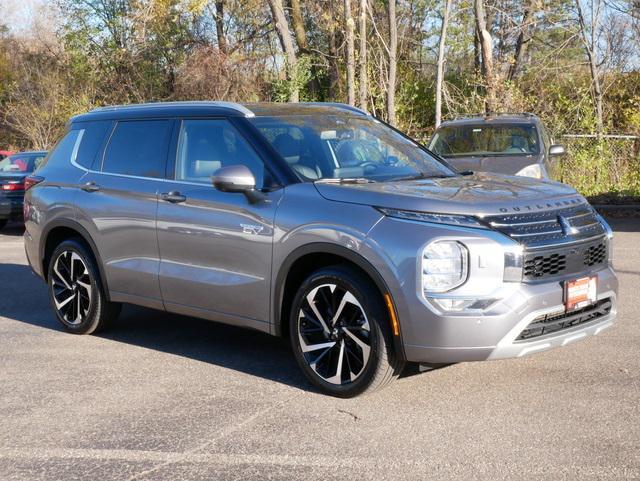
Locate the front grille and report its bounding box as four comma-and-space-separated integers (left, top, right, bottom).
516, 298, 612, 341
524, 253, 567, 278
485, 204, 606, 248
522, 240, 607, 280
585, 242, 607, 266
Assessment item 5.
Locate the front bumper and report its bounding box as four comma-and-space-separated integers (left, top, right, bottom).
402, 266, 618, 363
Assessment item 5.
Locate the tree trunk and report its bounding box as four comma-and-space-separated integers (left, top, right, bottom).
267, 0, 299, 102
214, 0, 227, 55
508, 0, 536, 81
474, 0, 497, 113
328, 2, 340, 100
576, 0, 603, 139
387, 0, 397, 125
358, 0, 368, 110
344, 0, 356, 105
435, 0, 452, 128
288, 0, 309, 53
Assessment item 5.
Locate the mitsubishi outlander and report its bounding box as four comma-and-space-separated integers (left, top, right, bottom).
23, 102, 618, 397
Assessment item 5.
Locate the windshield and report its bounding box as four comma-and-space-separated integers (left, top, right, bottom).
429, 123, 540, 158
0, 153, 46, 173
250, 115, 455, 182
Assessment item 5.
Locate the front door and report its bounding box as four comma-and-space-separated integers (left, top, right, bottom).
156, 118, 282, 330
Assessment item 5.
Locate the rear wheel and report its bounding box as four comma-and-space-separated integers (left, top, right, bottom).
47, 239, 121, 334
290, 266, 404, 397
0, 219, 7, 230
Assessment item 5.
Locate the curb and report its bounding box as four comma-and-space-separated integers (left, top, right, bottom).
592, 204, 640, 216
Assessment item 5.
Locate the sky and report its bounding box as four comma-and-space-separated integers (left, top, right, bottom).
1, 0, 50, 34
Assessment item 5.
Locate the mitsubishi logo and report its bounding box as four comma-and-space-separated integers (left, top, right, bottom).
558, 215, 579, 236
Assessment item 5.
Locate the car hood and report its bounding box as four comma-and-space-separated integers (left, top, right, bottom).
314, 172, 585, 217
442, 154, 542, 176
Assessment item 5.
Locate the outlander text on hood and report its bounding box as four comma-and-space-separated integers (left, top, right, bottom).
23, 102, 617, 397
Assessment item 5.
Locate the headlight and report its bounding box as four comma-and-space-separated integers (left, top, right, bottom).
421, 241, 468, 293
515, 164, 543, 178
378, 208, 486, 229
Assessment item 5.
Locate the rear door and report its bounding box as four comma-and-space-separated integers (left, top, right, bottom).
75, 119, 173, 307
156, 118, 282, 330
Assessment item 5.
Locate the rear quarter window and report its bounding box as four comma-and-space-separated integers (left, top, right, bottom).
74, 121, 113, 169
101, 120, 172, 178
37, 129, 83, 171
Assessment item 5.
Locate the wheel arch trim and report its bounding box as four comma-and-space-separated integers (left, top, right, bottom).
39, 218, 111, 302
273, 242, 406, 359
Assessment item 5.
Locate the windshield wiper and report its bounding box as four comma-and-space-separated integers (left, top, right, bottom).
315, 177, 377, 184
390, 173, 452, 181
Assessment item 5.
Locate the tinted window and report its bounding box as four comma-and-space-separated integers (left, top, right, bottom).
102, 120, 171, 178
35, 130, 82, 171
75, 121, 112, 169
429, 124, 540, 157
176, 119, 266, 188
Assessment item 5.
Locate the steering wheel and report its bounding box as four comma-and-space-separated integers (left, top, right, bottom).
335, 140, 384, 172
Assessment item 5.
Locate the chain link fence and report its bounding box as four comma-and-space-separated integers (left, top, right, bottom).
558, 135, 640, 200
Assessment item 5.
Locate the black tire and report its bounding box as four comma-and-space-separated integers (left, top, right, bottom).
47, 239, 121, 334
289, 265, 405, 397
0, 219, 7, 230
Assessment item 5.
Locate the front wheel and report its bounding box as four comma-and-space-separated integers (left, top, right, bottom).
290, 266, 404, 397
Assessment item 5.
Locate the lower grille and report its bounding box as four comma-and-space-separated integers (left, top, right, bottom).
516, 298, 612, 341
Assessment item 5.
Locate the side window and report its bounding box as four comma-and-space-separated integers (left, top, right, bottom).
102, 120, 171, 178
75, 121, 112, 169
36, 129, 82, 171
176, 119, 266, 188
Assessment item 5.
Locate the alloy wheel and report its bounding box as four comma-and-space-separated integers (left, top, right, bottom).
50, 251, 93, 325
297, 283, 372, 385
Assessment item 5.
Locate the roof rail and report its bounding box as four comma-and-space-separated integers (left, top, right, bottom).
305, 102, 369, 116
91, 101, 256, 118
451, 112, 536, 121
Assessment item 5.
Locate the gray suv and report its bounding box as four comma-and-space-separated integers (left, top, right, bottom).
23, 102, 617, 397
429, 113, 566, 179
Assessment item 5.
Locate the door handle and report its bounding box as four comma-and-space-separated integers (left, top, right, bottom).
161, 191, 187, 204
81, 182, 100, 193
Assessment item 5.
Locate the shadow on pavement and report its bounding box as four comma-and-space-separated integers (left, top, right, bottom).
0, 261, 313, 392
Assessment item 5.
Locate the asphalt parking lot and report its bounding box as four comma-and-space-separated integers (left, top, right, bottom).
0, 218, 639, 481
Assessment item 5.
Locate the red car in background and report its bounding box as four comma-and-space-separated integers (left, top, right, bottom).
0, 151, 47, 230
0, 150, 15, 161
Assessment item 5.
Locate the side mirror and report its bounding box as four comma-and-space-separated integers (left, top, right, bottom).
211, 164, 264, 203
212, 164, 256, 192
549, 144, 566, 157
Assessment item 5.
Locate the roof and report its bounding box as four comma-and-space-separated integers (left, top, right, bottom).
440, 112, 540, 127
71, 101, 369, 123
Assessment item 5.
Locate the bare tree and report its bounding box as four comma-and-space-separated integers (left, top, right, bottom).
267, 0, 299, 102
474, 0, 497, 113
214, 0, 227, 55
508, 0, 537, 81
575, 0, 604, 138
387, 0, 397, 125
344, 0, 356, 105
435, 0, 452, 127
358, 0, 368, 110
